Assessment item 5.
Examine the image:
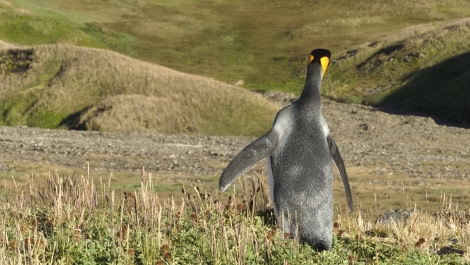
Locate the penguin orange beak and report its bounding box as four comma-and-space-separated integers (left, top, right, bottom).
308, 55, 330, 79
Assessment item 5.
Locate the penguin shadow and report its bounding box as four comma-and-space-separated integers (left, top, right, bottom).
220, 176, 278, 227
180, 176, 277, 227
257, 208, 277, 227
378, 51, 470, 128
243, 177, 278, 228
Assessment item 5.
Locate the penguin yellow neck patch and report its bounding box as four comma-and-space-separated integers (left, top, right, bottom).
308, 55, 330, 79
319, 57, 329, 76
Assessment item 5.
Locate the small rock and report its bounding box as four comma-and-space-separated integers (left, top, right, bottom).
359, 123, 369, 130
375, 209, 412, 225
437, 246, 464, 256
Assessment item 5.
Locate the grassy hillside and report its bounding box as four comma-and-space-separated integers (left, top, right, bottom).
2, 0, 470, 89
0, 44, 278, 135
381, 51, 470, 124
1, 0, 470, 129
323, 18, 470, 124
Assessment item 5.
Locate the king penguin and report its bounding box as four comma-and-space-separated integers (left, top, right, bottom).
219, 49, 353, 251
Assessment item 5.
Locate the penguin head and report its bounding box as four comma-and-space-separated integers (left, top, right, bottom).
308, 49, 331, 80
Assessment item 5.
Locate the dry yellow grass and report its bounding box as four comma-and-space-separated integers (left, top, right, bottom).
337, 196, 470, 259
77, 94, 200, 133
0, 40, 16, 49
1, 170, 468, 264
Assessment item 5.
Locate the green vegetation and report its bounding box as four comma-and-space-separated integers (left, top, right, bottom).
322, 19, 470, 124
1, 0, 470, 128
0, 0, 134, 51
380, 51, 470, 123
1, 171, 468, 264
0, 1, 469, 263
0, 45, 278, 135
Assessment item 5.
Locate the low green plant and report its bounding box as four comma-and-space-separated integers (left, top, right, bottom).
0, 171, 468, 264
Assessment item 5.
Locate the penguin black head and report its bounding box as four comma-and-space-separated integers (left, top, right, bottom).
308, 49, 331, 79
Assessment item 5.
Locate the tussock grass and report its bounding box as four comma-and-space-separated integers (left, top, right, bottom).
0, 170, 469, 264
0, 44, 278, 135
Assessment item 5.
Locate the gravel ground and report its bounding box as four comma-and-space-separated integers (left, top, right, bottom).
0, 95, 469, 183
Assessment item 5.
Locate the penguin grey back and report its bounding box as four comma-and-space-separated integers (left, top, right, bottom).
219, 49, 353, 251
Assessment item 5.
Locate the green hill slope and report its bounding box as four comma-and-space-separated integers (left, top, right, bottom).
2, 0, 470, 90
380, 52, 470, 124
1, 0, 470, 126
322, 18, 470, 125
0, 44, 278, 136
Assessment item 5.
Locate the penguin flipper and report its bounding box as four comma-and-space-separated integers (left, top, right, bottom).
219, 130, 279, 191
327, 135, 353, 211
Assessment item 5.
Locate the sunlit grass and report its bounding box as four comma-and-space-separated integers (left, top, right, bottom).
3, 0, 470, 89
1, 0, 470, 129
0, 44, 278, 135
0, 170, 468, 264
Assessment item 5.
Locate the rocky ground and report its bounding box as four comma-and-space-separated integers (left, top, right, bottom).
0, 94, 469, 206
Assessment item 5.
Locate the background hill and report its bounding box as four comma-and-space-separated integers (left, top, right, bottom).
0, 44, 278, 135
1, 0, 470, 132
323, 18, 470, 125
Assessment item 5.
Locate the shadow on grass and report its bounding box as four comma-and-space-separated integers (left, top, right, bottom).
378, 52, 470, 128
59, 107, 88, 130
59, 105, 102, 131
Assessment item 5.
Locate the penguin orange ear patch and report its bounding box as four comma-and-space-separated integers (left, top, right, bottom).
308, 55, 314, 64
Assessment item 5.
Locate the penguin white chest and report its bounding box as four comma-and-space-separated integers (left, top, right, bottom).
319, 115, 330, 137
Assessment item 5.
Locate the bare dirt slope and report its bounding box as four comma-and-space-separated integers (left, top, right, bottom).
0, 95, 469, 208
